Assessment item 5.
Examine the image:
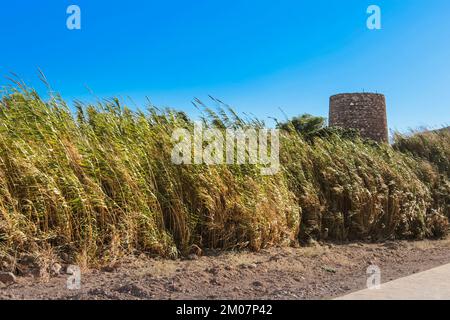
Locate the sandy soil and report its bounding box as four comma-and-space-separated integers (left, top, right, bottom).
1, 239, 450, 300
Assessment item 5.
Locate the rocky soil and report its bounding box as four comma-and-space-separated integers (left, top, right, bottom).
1, 239, 450, 300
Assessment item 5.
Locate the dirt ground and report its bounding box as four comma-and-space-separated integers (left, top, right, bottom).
1, 239, 450, 300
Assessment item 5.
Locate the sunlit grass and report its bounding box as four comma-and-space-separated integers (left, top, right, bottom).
0, 84, 448, 270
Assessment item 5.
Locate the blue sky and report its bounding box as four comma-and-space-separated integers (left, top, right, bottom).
0, 0, 449, 131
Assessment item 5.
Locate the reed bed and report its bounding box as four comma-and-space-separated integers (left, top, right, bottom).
0, 86, 448, 270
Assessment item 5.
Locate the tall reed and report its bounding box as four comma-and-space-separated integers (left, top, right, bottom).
0, 86, 448, 271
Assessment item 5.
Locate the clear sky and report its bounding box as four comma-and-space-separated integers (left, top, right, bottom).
0, 0, 449, 131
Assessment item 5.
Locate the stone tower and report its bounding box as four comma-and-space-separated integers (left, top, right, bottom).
329, 93, 388, 143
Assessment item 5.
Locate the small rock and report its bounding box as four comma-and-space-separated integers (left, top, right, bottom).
0, 272, 16, 285
51, 263, 62, 275
252, 281, 263, 287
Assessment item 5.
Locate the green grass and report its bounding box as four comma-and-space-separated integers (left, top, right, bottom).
0, 85, 448, 270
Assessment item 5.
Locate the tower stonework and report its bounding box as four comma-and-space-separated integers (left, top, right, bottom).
329, 93, 388, 143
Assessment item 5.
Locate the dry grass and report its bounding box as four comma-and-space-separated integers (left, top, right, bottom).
0, 85, 448, 271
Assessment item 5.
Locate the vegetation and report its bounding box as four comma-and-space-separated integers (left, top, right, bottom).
393, 128, 450, 234
0, 84, 448, 271
276, 114, 326, 137
393, 128, 450, 177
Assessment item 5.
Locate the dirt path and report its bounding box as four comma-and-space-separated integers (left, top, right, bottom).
1, 239, 450, 300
